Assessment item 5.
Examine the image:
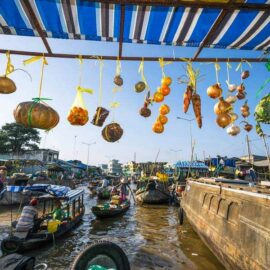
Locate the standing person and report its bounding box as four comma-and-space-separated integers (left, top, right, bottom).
119, 177, 128, 202
16, 198, 39, 233
52, 200, 64, 221
101, 177, 109, 188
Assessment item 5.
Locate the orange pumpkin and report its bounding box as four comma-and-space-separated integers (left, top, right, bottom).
159, 115, 168, 125
152, 122, 164, 134
14, 101, 59, 130
159, 104, 170, 115
153, 92, 164, 103
68, 106, 89, 126
159, 84, 171, 96
161, 76, 172, 86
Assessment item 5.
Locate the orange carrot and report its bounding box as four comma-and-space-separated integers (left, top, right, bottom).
183, 85, 193, 113
192, 93, 202, 128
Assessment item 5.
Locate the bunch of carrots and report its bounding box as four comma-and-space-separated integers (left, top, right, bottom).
182, 63, 202, 128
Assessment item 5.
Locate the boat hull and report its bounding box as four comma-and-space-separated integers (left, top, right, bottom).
181, 178, 270, 270
136, 189, 169, 204
92, 202, 130, 218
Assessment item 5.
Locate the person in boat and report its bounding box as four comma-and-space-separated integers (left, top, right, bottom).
16, 198, 39, 233
146, 178, 157, 191
119, 177, 129, 202
51, 200, 64, 221
0, 166, 7, 192
101, 177, 109, 188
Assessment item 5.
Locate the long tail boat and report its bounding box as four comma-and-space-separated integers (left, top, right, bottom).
181, 177, 270, 270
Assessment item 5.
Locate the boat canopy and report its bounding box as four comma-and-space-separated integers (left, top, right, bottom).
174, 161, 209, 170
38, 189, 84, 203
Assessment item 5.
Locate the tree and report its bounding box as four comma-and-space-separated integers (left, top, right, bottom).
0, 123, 41, 153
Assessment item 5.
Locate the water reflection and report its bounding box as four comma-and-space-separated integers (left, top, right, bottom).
0, 187, 224, 270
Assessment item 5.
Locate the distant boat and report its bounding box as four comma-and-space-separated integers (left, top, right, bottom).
181, 177, 270, 270
1, 189, 84, 254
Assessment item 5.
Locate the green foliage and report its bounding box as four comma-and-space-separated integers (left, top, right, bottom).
0, 123, 41, 153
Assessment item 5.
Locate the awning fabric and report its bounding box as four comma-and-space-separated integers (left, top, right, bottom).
174, 161, 209, 169
0, 0, 269, 51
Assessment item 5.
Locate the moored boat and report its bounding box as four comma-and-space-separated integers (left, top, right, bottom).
181, 177, 270, 270
92, 200, 130, 218
1, 189, 84, 254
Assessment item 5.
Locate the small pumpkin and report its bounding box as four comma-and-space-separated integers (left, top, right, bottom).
227, 125, 240, 136
228, 84, 237, 92
237, 83, 245, 92
158, 115, 168, 125
140, 107, 151, 118
207, 83, 222, 99
216, 113, 231, 128
102, 123, 123, 142
241, 70, 250, 80
114, 75, 123, 86
244, 123, 253, 132
214, 97, 232, 115
14, 101, 59, 130
159, 104, 170, 115
0, 76, 16, 94
153, 92, 164, 103
135, 81, 146, 93
152, 122, 164, 134
161, 76, 172, 86
159, 84, 171, 96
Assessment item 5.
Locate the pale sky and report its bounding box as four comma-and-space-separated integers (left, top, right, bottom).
0, 34, 269, 165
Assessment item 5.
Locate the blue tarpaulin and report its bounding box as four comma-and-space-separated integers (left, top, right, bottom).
0, 0, 269, 51
174, 161, 209, 170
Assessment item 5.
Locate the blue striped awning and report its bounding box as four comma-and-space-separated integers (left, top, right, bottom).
0, 0, 269, 51
175, 161, 209, 169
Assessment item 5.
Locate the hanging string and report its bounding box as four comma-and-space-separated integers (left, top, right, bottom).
214, 59, 220, 84
78, 55, 83, 86
158, 58, 172, 78
138, 58, 149, 90
5, 51, 14, 76
116, 57, 121, 76
226, 61, 232, 85
95, 58, 104, 125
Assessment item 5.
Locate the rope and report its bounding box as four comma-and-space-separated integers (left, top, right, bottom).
95, 58, 104, 125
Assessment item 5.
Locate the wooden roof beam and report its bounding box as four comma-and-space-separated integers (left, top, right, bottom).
118, 4, 125, 58
0, 49, 267, 62
193, 0, 234, 60
86, 0, 270, 11
24, 0, 52, 54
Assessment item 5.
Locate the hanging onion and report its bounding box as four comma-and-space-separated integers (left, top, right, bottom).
227, 125, 240, 136
229, 112, 239, 122
241, 70, 250, 80
225, 95, 237, 104
244, 123, 253, 132
214, 97, 232, 115
207, 83, 222, 99
228, 84, 237, 92
216, 113, 231, 128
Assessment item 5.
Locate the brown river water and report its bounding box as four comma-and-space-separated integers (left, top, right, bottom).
0, 186, 224, 270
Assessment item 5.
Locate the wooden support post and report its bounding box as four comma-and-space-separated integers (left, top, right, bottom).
118, 4, 125, 58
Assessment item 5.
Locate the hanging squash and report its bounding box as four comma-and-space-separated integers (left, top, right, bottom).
0, 76, 16, 94
135, 81, 146, 93
159, 104, 170, 115
214, 97, 232, 115
216, 113, 231, 128
102, 123, 123, 142
152, 122, 164, 134
227, 124, 240, 136
14, 101, 59, 130
207, 84, 222, 99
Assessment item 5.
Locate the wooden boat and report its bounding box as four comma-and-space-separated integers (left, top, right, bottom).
92, 200, 130, 218
181, 177, 270, 270
1, 189, 84, 254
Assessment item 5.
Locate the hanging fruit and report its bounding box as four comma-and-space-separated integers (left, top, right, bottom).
0, 76, 16, 94
183, 86, 193, 113
227, 124, 240, 136
214, 97, 232, 115
158, 84, 171, 96
241, 70, 250, 80
237, 83, 245, 92
241, 101, 250, 118
102, 123, 123, 142
159, 104, 170, 115
236, 91, 246, 100
14, 101, 59, 130
161, 76, 172, 86
114, 75, 123, 86
228, 84, 237, 92
152, 121, 164, 134
244, 122, 253, 132
92, 107, 109, 127
153, 92, 164, 103
192, 94, 202, 128
216, 113, 231, 128
207, 84, 222, 99
140, 106, 151, 118
135, 81, 146, 93
158, 115, 168, 125
225, 95, 237, 104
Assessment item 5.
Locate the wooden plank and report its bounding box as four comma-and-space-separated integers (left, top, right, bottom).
0, 49, 267, 62
85, 0, 270, 11
118, 4, 125, 58
23, 0, 52, 54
